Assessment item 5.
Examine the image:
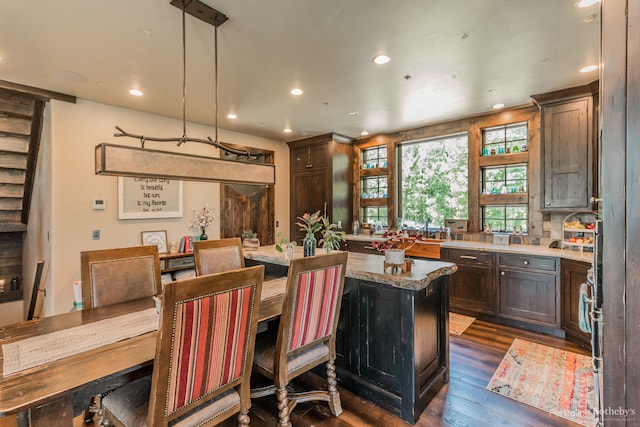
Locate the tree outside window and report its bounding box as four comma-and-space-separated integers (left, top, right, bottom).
398, 133, 468, 230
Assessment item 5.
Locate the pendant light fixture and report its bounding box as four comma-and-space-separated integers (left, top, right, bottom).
95, 0, 275, 186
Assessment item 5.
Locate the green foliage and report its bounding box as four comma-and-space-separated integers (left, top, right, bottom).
241, 230, 257, 239
274, 231, 295, 252
296, 210, 323, 236
319, 216, 347, 250
399, 135, 469, 227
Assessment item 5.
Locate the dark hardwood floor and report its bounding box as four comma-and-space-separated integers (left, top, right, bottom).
61, 318, 589, 427
220, 319, 590, 427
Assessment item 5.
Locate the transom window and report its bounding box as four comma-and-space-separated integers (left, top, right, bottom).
362, 146, 387, 169
482, 122, 528, 155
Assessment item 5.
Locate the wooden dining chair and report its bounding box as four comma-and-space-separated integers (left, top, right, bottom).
193, 237, 245, 276
101, 264, 264, 427
251, 251, 348, 427
80, 245, 162, 310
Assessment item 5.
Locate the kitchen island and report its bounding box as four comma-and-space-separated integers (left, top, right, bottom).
245, 246, 457, 423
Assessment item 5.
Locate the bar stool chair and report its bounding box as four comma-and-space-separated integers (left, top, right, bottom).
101, 265, 264, 427
80, 245, 162, 309
194, 237, 244, 276
251, 251, 348, 427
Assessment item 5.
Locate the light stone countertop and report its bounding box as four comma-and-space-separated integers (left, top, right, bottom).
244, 245, 457, 291
344, 234, 593, 264
440, 240, 594, 264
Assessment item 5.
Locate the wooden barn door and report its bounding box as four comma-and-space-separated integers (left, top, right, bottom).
219, 144, 274, 245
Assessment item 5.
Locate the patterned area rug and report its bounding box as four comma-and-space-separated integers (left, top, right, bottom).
449, 312, 476, 335
487, 338, 597, 427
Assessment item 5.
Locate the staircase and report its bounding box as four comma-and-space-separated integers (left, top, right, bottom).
0, 88, 46, 231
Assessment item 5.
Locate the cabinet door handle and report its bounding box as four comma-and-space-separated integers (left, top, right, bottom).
523, 260, 529, 265
460, 255, 477, 260
501, 271, 505, 276
546, 201, 551, 206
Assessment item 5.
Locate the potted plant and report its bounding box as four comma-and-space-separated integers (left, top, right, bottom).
296, 210, 322, 256
372, 230, 416, 265
241, 230, 260, 250
319, 216, 346, 253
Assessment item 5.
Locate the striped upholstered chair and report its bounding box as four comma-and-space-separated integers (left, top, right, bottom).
194, 237, 245, 276
101, 265, 264, 427
251, 251, 348, 427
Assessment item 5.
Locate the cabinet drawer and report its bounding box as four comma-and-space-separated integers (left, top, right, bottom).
498, 254, 557, 271
443, 249, 494, 265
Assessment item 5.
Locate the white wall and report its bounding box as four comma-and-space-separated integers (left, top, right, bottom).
41, 99, 289, 316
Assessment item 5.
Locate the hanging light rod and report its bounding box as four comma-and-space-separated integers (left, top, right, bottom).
97, 0, 276, 185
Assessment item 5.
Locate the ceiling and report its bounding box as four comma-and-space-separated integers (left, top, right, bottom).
0, 0, 600, 143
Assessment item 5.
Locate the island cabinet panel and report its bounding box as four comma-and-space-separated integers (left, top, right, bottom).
561, 259, 592, 349
497, 254, 560, 327
334, 277, 449, 423
441, 249, 495, 315
358, 282, 402, 394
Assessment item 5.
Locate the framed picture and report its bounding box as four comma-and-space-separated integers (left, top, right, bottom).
141, 230, 168, 253
118, 177, 183, 219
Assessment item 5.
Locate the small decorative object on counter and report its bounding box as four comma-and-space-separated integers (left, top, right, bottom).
512, 145, 520, 153
521, 144, 528, 152
241, 230, 260, 251
190, 205, 215, 241
319, 216, 346, 253
275, 232, 297, 260
303, 234, 317, 257
352, 219, 360, 235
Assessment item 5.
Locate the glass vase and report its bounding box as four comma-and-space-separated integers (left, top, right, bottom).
303, 233, 316, 257
200, 227, 208, 241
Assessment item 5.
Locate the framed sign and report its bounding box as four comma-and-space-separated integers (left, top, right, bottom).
118, 177, 183, 219
141, 230, 168, 253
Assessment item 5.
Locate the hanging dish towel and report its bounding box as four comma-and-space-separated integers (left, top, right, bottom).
578, 282, 592, 333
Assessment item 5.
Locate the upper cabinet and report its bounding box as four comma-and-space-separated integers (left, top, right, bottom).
288, 133, 354, 243
532, 81, 599, 212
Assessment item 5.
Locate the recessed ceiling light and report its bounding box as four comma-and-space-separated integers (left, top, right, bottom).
347, 111, 359, 116
373, 54, 391, 65
577, 0, 600, 7
580, 65, 599, 73
283, 128, 292, 133
227, 113, 237, 119
492, 103, 505, 109
361, 130, 369, 136
129, 89, 143, 96
290, 88, 303, 96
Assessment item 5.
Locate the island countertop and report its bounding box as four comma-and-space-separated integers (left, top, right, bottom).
244, 245, 457, 291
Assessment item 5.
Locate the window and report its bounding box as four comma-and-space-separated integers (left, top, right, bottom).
362, 146, 387, 169
361, 176, 388, 199
483, 205, 528, 233
479, 122, 528, 232
361, 206, 388, 226
398, 133, 468, 229
359, 146, 390, 228
482, 122, 528, 156
482, 164, 528, 194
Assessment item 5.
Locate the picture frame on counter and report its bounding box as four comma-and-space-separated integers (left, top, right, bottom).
141, 230, 168, 253
118, 177, 183, 219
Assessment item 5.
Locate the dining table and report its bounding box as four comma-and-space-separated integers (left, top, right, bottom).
0, 276, 287, 427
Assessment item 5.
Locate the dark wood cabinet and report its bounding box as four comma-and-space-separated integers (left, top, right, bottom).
288, 133, 354, 243
561, 259, 592, 349
532, 82, 598, 212
342, 238, 377, 254
497, 253, 559, 327
441, 248, 495, 315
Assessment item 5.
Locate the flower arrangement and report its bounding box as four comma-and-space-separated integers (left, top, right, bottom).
190, 205, 215, 232
371, 230, 417, 252
296, 210, 323, 236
